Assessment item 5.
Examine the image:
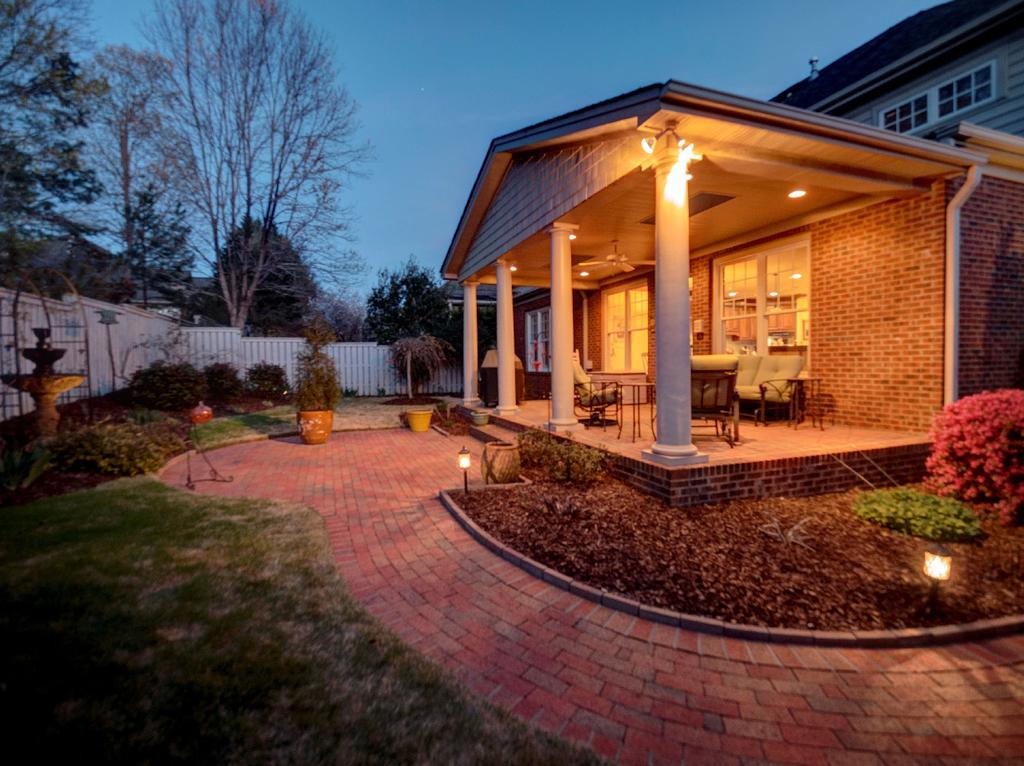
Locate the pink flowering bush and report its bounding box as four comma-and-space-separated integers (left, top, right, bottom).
925, 389, 1024, 525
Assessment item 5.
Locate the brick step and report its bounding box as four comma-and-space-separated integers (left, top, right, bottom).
468, 421, 520, 445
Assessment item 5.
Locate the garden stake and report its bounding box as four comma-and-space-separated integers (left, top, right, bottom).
185, 402, 234, 491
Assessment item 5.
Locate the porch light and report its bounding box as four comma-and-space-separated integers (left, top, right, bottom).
641, 136, 657, 154
568, 233, 577, 241
923, 544, 952, 581
579, 271, 589, 277
509, 265, 518, 272
791, 273, 802, 280
458, 446, 471, 492
664, 139, 701, 207
788, 189, 807, 199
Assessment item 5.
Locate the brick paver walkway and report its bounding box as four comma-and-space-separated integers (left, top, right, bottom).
161, 430, 1024, 765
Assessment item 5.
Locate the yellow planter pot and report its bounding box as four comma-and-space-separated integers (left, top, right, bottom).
407, 409, 433, 433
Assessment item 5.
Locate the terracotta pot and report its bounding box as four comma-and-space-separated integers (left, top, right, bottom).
481, 440, 521, 484
407, 409, 433, 433
297, 410, 333, 444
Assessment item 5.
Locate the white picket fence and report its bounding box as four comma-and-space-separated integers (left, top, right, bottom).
0, 288, 462, 421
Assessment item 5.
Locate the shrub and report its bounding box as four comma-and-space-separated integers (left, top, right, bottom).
50, 423, 178, 476
853, 488, 982, 542
129, 361, 207, 411
294, 318, 340, 412
204, 363, 244, 401
245, 363, 289, 398
516, 430, 607, 484
342, 387, 359, 398
925, 389, 1024, 525
0, 445, 51, 491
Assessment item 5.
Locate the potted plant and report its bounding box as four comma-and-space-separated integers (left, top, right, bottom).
294, 318, 341, 445
390, 335, 452, 433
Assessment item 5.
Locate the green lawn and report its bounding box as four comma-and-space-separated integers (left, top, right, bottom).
0, 479, 600, 765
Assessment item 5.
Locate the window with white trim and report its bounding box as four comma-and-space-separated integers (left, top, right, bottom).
525, 308, 550, 372
715, 241, 810, 360
938, 64, 993, 118
879, 60, 996, 134
603, 281, 648, 372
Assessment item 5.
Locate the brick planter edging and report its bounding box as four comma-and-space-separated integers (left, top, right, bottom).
438, 489, 1024, 649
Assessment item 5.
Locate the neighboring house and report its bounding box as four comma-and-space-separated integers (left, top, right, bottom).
442, 6, 1024, 467
772, 0, 1024, 139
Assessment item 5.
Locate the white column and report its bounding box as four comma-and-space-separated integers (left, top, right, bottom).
546, 222, 580, 431
643, 143, 708, 466
461, 281, 480, 407
495, 259, 518, 415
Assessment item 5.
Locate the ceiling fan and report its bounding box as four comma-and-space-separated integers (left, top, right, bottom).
577, 241, 654, 274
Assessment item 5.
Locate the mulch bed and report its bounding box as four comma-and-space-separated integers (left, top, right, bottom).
454, 473, 1024, 631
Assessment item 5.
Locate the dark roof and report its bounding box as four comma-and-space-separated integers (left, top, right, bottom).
771, 0, 1017, 110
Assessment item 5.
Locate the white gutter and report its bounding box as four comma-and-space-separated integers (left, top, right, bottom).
944, 165, 982, 405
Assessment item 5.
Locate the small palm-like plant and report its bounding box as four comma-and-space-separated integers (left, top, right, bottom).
391, 335, 452, 398
294, 318, 340, 412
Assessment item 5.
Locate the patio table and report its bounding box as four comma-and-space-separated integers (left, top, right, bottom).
617, 382, 656, 442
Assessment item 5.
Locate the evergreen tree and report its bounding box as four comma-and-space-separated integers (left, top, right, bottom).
126, 183, 191, 309
364, 258, 454, 344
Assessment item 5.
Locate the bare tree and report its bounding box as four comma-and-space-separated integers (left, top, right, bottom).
147, 0, 368, 328
87, 45, 175, 257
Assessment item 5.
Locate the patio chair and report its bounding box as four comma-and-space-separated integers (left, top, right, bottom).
572, 354, 619, 429
691, 355, 740, 446
734, 354, 805, 425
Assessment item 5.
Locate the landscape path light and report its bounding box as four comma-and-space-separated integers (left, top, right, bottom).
923, 543, 952, 612
458, 445, 471, 493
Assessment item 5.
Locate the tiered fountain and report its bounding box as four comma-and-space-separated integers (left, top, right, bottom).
1, 328, 85, 438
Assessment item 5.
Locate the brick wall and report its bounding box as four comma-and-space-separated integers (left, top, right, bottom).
957, 175, 1024, 396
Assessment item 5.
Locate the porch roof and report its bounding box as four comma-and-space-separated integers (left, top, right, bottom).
442, 80, 985, 286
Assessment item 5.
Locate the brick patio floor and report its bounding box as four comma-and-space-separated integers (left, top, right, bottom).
161, 429, 1024, 765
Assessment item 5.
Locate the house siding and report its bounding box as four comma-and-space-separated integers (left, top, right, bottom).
461, 136, 640, 280
957, 175, 1024, 396
839, 29, 1024, 138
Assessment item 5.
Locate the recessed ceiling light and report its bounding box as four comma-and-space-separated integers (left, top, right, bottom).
568, 233, 577, 241
788, 189, 807, 199
727, 291, 737, 298
791, 273, 802, 280
579, 271, 589, 277
509, 265, 518, 272
769, 290, 779, 297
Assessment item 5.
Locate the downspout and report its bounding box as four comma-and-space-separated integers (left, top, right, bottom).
581, 293, 589, 369
943, 165, 981, 405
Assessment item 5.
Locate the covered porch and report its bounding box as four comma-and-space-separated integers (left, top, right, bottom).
445, 81, 981, 472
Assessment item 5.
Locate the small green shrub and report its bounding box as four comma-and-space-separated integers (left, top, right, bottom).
245, 363, 289, 398
204, 362, 244, 401
516, 430, 607, 484
127, 408, 163, 425
51, 423, 178, 476
853, 488, 982, 542
294, 318, 340, 411
129, 361, 207, 411
1, 445, 51, 491
342, 387, 359, 398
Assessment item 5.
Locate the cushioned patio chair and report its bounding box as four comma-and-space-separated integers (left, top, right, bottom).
735, 354, 805, 425
572, 355, 619, 429
691, 355, 740, 446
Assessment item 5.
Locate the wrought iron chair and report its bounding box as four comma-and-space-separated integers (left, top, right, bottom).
691, 370, 739, 446
571, 353, 619, 429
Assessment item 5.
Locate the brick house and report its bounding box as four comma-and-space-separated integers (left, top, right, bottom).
442, 1, 1024, 468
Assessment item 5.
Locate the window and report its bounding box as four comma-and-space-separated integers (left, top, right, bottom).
715, 241, 810, 359
525, 308, 550, 372
882, 95, 928, 133
879, 60, 996, 134
938, 64, 993, 118
604, 282, 648, 372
